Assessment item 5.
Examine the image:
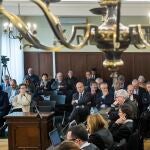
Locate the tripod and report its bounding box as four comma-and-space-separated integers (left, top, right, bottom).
1, 64, 11, 83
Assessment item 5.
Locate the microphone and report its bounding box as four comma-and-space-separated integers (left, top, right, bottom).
34, 104, 42, 119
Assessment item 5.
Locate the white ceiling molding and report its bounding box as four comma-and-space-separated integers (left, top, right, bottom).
2, 0, 150, 16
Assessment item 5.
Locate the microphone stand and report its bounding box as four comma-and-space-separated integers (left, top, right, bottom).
34, 104, 42, 119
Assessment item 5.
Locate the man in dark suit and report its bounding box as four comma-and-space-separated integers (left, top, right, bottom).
24, 68, 39, 86
89, 81, 101, 107
69, 82, 91, 123
96, 82, 114, 109
127, 84, 141, 116
66, 125, 99, 150
132, 79, 146, 113
83, 71, 94, 90
65, 70, 78, 92
51, 72, 67, 95
142, 82, 150, 111
0, 86, 10, 127
90, 68, 98, 80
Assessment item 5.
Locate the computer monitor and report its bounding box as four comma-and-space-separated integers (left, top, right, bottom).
49, 129, 61, 147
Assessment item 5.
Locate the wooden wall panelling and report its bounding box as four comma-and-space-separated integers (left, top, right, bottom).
86, 52, 103, 78
39, 52, 53, 78
24, 52, 150, 83
70, 53, 87, 79
55, 52, 71, 76
120, 53, 135, 83
24, 52, 39, 76
24, 52, 53, 78
133, 53, 150, 80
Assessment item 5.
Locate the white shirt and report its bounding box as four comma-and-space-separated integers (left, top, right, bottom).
80, 141, 90, 149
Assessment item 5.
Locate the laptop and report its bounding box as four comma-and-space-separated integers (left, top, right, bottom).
49, 129, 61, 147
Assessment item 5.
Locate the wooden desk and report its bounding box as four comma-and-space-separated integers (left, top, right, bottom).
5, 112, 54, 150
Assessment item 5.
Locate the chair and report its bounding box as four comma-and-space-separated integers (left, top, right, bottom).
55, 95, 66, 104
52, 95, 66, 127
38, 100, 56, 112
112, 139, 127, 150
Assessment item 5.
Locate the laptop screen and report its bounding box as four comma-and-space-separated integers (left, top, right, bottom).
49, 129, 61, 147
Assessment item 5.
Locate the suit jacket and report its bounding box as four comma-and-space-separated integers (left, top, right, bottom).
82, 78, 94, 89
134, 87, 146, 113
89, 128, 114, 150
72, 92, 91, 106
110, 121, 133, 142
1, 83, 11, 97
24, 74, 39, 86
96, 93, 114, 108
51, 80, 67, 94
0, 91, 9, 117
65, 76, 78, 91
81, 143, 99, 150
90, 90, 102, 107
108, 99, 138, 125
142, 92, 150, 111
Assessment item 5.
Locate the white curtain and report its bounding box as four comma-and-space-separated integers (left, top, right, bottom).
1, 29, 24, 84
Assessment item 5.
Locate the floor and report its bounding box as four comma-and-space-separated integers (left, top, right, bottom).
0, 139, 8, 150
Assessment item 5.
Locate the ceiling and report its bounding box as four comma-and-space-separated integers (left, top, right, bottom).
1, 0, 150, 16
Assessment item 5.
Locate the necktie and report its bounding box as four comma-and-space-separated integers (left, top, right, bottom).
79, 93, 83, 101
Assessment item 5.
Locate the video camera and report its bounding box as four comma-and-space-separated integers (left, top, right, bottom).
1, 56, 10, 65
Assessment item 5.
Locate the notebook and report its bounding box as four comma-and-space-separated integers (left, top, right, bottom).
49, 129, 61, 147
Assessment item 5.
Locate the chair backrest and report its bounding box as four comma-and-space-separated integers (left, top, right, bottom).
112, 139, 127, 150
38, 100, 56, 112
53, 95, 66, 104
127, 130, 140, 150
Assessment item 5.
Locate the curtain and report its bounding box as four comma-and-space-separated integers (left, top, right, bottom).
1, 29, 24, 84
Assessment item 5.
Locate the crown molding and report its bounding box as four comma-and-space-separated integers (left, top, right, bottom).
2, 1, 150, 16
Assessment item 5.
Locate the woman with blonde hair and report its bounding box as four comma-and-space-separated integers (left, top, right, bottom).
87, 114, 114, 150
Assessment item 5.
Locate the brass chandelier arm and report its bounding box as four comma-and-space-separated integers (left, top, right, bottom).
31, 0, 93, 49
0, 5, 63, 51
68, 25, 98, 44
129, 25, 146, 49
137, 25, 150, 47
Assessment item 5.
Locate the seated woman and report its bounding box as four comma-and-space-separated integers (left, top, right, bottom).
87, 114, 114, 150
109, 104, 134, 142
11, 84, 31, 112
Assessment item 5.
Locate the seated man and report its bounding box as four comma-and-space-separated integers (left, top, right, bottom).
142, 81, 150, 111
69, 82, 91, 123
89, 81, 101, 112
9, 79, 19, 104
12, 84, 31, 112
51, 72, 67, 95
96, 82, 114, 109
66, 125, 99, 150
24, 67, 39, 86
108, 89, 137, 126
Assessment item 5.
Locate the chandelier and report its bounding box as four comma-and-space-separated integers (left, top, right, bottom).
2, 3, 38, 49
0, 0, 150, 71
